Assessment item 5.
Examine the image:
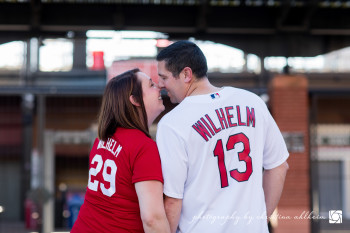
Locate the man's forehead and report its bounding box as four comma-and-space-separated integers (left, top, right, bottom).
158, 64, 171, 75
157, 60, 167, 69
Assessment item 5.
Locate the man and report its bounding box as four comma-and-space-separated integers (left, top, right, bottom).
156, 40, 289, 233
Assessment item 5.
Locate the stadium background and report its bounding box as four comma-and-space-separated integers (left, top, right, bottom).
0, 1, 350, 232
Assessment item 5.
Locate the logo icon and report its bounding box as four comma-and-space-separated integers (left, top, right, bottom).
210, 93, 220, 99
329, 210, 342, 224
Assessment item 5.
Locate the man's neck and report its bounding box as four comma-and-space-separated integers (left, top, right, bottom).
186, 77, 221, 97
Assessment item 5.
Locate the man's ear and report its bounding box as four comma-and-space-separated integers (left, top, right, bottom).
129, 95, 141, 107
182, 67, 193, 83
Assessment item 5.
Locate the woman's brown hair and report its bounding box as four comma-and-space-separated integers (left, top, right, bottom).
97, 68, 150, 141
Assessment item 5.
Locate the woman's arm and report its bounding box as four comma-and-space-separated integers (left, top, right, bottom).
135, 180, 171, 233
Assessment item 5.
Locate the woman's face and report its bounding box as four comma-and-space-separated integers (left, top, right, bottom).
137, 72, 165, 126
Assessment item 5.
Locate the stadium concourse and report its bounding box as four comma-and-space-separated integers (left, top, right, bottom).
1, 1, 350, 233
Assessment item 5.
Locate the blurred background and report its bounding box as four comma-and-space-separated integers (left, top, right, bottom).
0, 0, 349, 232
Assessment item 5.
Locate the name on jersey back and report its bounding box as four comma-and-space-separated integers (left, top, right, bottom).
97, 138, 123, 157
192, 105, 255, 142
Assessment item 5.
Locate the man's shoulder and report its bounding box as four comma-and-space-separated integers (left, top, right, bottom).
158, 104, 186, 125
225, 86, 260, 98
225, 87, 267, 107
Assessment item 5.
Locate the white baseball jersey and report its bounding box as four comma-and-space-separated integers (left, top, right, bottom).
156, 87, 289, 233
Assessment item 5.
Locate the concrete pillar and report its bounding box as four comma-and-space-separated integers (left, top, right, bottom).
73, 36, 87, 70
43, 131, 55, 233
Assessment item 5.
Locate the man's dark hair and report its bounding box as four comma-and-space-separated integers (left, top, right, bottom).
156, 40, 208, 79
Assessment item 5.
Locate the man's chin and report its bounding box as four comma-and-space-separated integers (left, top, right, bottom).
169, 98, 178, 104
167, 94, 179, 104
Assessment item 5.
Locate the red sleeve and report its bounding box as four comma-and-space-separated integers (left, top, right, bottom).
131, 139, 164, 184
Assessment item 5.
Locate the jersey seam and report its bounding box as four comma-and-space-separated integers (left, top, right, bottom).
132, 176, 164, 184
163, 189, 183, 199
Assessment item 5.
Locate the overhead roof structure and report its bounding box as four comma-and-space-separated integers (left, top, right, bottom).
1, 0, 350, 57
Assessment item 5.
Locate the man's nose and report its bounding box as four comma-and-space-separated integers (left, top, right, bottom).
158, 79, 165, 88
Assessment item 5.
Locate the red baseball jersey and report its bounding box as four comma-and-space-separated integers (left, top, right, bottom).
71, 127, 163, 233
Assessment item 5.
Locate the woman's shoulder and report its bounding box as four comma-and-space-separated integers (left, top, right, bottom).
115, 127, 149, 137
113, 128, 158, 160
114, 128, 154, 145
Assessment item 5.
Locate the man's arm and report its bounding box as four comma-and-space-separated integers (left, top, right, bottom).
164, 195, 182, 233
135, 181, 171, 233
263, 161, 289, 219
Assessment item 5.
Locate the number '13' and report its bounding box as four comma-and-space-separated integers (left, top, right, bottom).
213, 133, 253, 188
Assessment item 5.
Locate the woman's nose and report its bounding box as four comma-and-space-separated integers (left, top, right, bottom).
154, 82, 160, 89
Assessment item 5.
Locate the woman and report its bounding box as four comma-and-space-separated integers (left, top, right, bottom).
71, 69, 170, 233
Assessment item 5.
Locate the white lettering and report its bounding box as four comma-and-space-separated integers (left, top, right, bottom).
97, 138, 122, 158
97, 140, 106, 150
114, 145, 123, 157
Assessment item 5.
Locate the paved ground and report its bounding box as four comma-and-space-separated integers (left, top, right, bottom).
0, 221, 28, 233
0, 221, 70, 233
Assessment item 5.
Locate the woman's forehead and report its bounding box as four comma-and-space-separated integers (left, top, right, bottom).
137, 72, 151, 82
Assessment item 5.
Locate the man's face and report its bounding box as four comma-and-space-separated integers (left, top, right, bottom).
157, 61, 186, 104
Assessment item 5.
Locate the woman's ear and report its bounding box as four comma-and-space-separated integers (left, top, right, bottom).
129, 95, 141, 107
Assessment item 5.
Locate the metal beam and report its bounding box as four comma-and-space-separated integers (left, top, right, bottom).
1, 2, 350, 56
0, 85, 105, 96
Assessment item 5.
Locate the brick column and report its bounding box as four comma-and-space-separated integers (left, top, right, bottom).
269, 75, 310, 233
